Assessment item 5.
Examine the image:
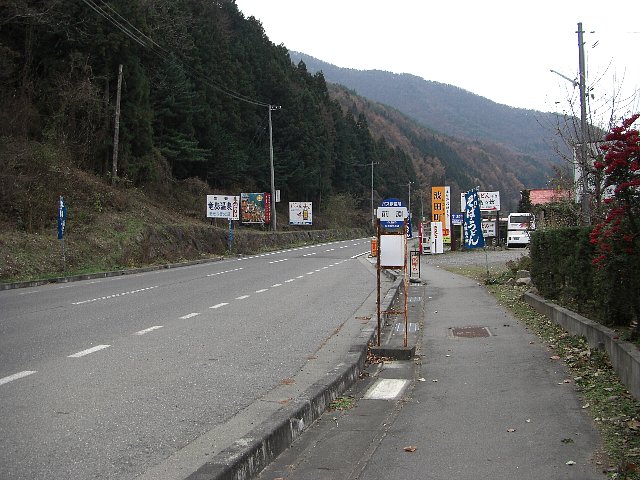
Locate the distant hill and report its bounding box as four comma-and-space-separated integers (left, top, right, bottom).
290, 51, 568, 178
327, 83, 552, 212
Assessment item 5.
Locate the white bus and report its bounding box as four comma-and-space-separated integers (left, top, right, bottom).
506, 212, 535, 247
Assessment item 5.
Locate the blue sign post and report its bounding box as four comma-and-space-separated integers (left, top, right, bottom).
57, 196, 67, 270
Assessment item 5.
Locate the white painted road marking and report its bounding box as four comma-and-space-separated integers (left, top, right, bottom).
68, 345, 111, 358
255, 289, 268, 293
236, 295, 250, 300
180, 313, 200, 320
207, 267, 243, 277
210, 303, 229, 309
134, 326, 163, 335
0, 371, 36, 386
363, 379, 410, 400
72, 286, 158, 305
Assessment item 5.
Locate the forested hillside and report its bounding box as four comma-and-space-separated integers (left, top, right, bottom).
1, 0, 418, 225
329, 85, 548, 212
1, 0, 562, 254
291, 52, 568, 189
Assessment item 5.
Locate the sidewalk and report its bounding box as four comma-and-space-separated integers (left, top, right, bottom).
258, 260, 604, 479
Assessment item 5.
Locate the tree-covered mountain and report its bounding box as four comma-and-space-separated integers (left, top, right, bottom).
1, 0, 419, 221
328, 83, 551, 212
290, 52, 568, 185
2, 0, 566, 237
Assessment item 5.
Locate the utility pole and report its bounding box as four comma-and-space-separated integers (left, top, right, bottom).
112, 64, 123, 183
577, 22, 591, 225
268, 105, 280, 232
370, 161, 377, 226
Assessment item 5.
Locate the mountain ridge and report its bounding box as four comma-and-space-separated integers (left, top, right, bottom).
290, 51, 567, 171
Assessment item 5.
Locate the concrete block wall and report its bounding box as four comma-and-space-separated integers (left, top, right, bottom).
523, 291, 640, 400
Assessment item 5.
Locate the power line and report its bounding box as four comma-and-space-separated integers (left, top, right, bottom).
80, 0, 271, 108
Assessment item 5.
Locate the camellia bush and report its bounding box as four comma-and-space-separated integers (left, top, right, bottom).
590, 114, 640, 337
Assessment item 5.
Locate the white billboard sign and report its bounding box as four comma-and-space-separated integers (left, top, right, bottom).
289, 202, 313, 225
460, 191, 501, 211
207, 195, 240, 220
430, 221, 444, 254
481, 220, 497, 237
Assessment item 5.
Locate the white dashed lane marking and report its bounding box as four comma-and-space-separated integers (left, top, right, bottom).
236, 295, 250, 300
68, 345, 111, 358
134, 326, 163, 335
207, 268, 243, 277
180, 313, 200, 320
210, 303, 228, 309
72, 286, 158, 305
0, 371, 36, 387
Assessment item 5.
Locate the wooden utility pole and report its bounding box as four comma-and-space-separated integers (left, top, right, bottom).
112, 64, 123, 183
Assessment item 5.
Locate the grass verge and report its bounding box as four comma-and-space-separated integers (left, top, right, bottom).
445, 264, 640, 480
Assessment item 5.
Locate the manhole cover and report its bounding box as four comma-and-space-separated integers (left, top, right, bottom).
451, 326, 491, 338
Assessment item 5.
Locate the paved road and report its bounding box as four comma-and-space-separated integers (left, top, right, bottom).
0, 238, 377, 480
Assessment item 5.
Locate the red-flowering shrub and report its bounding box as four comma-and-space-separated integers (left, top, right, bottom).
589, 114, 640, 335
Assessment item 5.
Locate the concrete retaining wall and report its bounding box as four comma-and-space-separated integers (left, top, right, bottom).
523, 291, 640, 400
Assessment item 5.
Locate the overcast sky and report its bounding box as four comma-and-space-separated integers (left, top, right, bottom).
234, 0, 639, 122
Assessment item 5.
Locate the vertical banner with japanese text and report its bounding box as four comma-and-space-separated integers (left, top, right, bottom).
463, 189, 485, 249
431, 186, 451, 243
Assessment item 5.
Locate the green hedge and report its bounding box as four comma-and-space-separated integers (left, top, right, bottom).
530, 227, 636, 329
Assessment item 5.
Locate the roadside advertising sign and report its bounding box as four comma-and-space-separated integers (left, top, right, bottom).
377, 198, 407, 230
481, 220, 497, 237
264, 193, 272, 225
451, 212, 464, 226
463, 189, 485, 249
460, 191, 501, 212
206, 195, 240, 220
289, 202, 312, 225
430, 221, 444, 254
241, 193, 267, 224
431, 186, 451, 243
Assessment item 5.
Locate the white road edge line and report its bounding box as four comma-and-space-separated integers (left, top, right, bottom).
68, 345, 111, 358
134, 326, 164, 335
0, 370, 37, 386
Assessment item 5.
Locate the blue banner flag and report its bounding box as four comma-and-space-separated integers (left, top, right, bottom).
463, 189, 485, 249
57, 196, 67, 240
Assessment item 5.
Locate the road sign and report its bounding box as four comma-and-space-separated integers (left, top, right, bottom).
377, 198, 407, 229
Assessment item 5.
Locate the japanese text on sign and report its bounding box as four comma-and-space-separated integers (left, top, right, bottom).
207, 195, 240, 220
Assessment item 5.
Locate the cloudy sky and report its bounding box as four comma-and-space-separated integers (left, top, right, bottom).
234, 0, 639, 121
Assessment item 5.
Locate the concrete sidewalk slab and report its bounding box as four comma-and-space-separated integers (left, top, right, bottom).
258, 261, 604, 480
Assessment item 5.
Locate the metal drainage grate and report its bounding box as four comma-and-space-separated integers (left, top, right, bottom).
451, 326, 491, 338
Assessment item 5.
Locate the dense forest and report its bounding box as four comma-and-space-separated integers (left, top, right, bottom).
0, 0, 417, 226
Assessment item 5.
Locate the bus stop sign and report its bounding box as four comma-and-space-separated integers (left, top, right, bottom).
377, 198, 407, 230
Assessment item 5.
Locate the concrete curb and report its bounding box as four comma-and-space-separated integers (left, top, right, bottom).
523, 291, 640, 400
0, 257, 225, 291
185, 279, 404, 480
